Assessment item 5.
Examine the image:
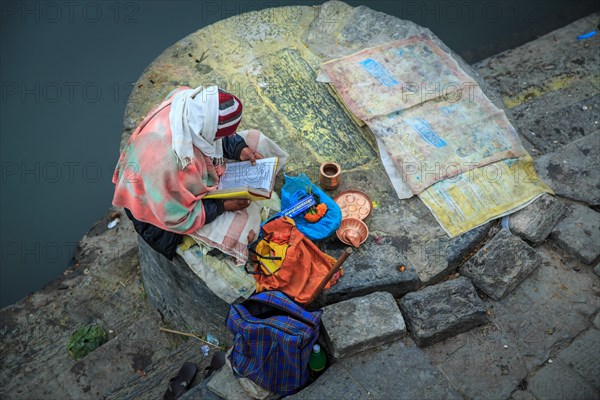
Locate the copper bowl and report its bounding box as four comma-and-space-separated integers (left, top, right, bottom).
336, 217, 369, 248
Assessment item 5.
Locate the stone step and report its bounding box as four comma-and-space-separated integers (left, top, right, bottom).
460, 229, 543, 300
321, 291, 406, 359
400, 277, 487, 347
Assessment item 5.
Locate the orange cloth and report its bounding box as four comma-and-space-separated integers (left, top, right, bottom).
250, 217, 341, 304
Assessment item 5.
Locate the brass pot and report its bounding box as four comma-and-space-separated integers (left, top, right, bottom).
319, 162, 341, 190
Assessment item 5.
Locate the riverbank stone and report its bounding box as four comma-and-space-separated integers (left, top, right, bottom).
550, 203, 600, 264
534, 132, 600, 205
460, 229, 543, 300
399, 277, 487, 347
509, 193, 567, 243
321, 291, 406, 359
137, 238, 232, 340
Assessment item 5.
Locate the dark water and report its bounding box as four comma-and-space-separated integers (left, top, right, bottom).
1, 0, 598, 307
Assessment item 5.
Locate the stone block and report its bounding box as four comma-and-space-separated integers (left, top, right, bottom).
558, 329, 600, 389
550, 203, 600, 264
595, 263, 600, 278
535, 132, 600, 205
321, 291, 406, 358
460, 229, 543, 300
399, 277, 487, 347
594, 313, 600, 330
528, 359, 599, 400
509, 193, 566, 243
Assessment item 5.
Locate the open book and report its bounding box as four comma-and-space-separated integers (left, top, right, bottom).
203, 157, 279, 201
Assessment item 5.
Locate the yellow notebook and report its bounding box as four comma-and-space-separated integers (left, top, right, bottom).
204, 157, 279, 201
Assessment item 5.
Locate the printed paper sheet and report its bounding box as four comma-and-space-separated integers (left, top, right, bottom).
419, 157, 553, 237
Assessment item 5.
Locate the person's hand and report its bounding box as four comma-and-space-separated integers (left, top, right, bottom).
240, 147, 264, 165
223, 199, 250, 212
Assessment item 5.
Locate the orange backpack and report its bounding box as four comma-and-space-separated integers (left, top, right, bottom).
247, 217, 342, 304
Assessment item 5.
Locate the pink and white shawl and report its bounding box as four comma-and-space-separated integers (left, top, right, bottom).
112, 88, 220, 234
113, 88, 288, 263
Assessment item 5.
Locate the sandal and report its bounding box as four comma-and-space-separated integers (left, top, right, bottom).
204, 350, 226, 379
163, 362, 197, 400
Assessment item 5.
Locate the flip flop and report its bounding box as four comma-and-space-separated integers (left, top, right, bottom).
204, 350, 226, 379
163, 362, 197, 400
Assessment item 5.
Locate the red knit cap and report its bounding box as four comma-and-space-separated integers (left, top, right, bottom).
216, 89, 243, 138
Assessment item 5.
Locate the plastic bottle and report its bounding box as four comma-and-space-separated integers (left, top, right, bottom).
308, 344, 326, 381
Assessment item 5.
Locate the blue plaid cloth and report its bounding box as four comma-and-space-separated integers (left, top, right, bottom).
226, 291, 321, 395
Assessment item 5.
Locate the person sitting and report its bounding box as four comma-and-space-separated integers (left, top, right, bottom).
112, 85, 287, 261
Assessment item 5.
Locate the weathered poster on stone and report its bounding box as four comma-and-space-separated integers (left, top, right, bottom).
367, 86, 527, 194
320, 34, 477, 120
419, 157, 553, 237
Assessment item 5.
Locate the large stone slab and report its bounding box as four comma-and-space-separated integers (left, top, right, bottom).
490, 242, 600, 370
399, 277, 487, 347
528, 360, 599, 400
550, 203, 600, 264
289, 340, 463, 400
535, 132, 600, 205
423, 326, 529, 400
509, 193, 567, 243
557, 328, 600, 389
286, 361, 371, 400
321, 291, 406, 359
460, 229, 543, 300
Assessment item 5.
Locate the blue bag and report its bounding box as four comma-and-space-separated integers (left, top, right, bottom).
280, 174, 342, 241
226, 291, 322, 395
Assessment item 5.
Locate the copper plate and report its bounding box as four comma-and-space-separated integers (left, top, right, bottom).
334, 190, 373, 220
